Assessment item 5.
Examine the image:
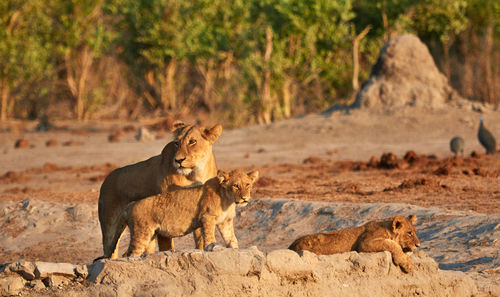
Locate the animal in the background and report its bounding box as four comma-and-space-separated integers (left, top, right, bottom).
289, 215, 420, 273
109, 170, 259, 258
449, 136, 464, 157
478, 118, 496, 154
98, 121, 222, 259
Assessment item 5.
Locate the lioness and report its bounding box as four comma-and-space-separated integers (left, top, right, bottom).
110, 169, 259, 257
289, 215, 420, 273
98, 121, 222, 259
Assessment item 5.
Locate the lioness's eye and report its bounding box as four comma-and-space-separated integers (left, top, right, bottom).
246, 183, 250, 188
189, 139, 197, 145
232, 185, 239, 190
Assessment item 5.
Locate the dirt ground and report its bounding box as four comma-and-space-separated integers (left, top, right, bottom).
0, 106, 499, 265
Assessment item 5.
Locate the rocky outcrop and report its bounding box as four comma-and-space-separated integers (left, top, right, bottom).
4, 248, 478, 297
0, 261, 87, 295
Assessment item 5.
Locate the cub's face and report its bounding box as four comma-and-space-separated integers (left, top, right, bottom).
218, 170, 259, 206
171, 122, 222, 175
392, 215, 420, 252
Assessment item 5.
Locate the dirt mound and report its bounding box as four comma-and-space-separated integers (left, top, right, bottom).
354, 34, 462, 110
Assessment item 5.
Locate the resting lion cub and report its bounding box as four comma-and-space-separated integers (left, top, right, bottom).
111, 169, 259, 257
98, 121, 222, 259
289, 215, 420, 273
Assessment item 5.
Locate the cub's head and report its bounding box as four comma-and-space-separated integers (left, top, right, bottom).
169, 121, 222, 175
392, 215, 420, 252
217, 169, 259, 206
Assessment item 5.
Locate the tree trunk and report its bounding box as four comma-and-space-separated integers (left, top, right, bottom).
382, 10, 389, 41
457, 31, 473, 100
78, 46, 93, 121
441, 41, 451, 82
65, 46, 94, 121
259, 26, 273, 125
352, 26, 371, 92
282, 77, 292, 119
482, 23, 494, 103
196, 59, 216, 112
161, 58, 177, 110
0, 78, 9, 122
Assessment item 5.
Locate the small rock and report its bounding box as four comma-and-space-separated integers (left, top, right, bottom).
368, 156, 379, 167
14, 139, 29, 149
122, 125, 136, 133
28, 279, 45, 290
63, 140, 84, 146
45, 139, 58, 147
403, 150, 418, 163
65, 205, 89, 222
135, 127, 155, 142
379, 152, 398, 169
10, 261, 36, 280
0, 275, 25, 296
108, 130, 123, 143
303, 156, 323, 164
34, 262, 77, 279
42, 275, 70, 288
20, 198, 31, 210
74, 265, 88, 278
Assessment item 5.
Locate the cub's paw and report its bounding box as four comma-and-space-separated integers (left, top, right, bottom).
399, 260, 414, 274
204, 243, 224, 252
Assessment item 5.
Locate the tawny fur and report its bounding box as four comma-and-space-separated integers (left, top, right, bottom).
110, 170, 259, 257
98, 121, 222, 259
289, 215, 420, 273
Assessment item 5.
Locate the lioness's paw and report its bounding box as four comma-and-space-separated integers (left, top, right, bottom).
204, 243, 224, 252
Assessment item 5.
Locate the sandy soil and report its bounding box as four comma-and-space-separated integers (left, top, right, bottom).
0, 106, 499, 289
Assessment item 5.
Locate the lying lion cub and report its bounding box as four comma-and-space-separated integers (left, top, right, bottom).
289, 215, 420, 273
111, 169, 259, 257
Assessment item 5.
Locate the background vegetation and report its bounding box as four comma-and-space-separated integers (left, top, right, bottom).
1, 0, 499, 126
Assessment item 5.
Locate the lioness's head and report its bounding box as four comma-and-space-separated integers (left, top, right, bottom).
169, 121, 222, 175
217, 169, 259, 206
392, 215, 420, 252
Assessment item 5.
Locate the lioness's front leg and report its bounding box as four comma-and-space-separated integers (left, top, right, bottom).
201, 216, 217, 250
358, 238, 414, 273
217, 218, 238, 248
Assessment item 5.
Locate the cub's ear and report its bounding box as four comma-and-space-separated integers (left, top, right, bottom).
247, 170, 259, 183
408, 214, 417, 225
203, 124, 222, 144
217, 170, 228, 184
392, 216, 405, 231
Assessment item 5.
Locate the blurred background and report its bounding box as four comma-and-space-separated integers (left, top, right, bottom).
0, 0, 498, 126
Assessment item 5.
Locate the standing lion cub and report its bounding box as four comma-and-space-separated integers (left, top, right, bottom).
289, 215, 420, 273
110, 169, 259, 257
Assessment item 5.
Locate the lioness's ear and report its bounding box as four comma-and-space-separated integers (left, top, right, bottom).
203, 124, 222, 144
248, 171, 259, 183
392, 216, 405, 231
408, 214, 417, 225
170, 120, 185, 132
217, 170, 227, 184
171, 121, 186, 138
